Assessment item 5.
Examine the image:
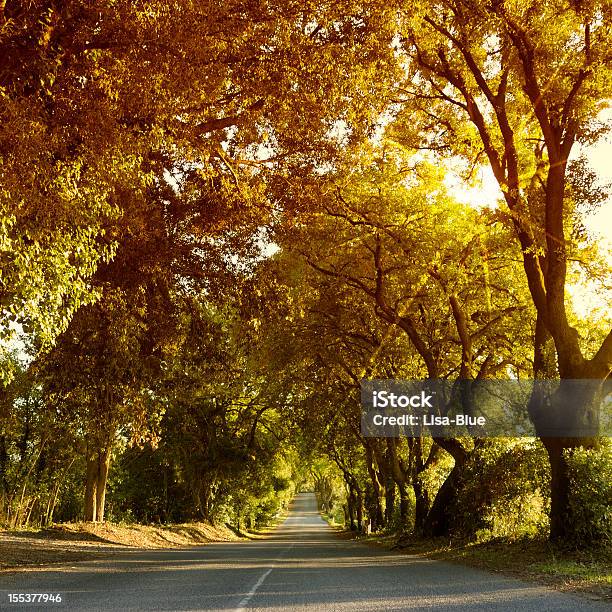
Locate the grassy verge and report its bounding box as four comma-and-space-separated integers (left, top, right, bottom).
338, 529, 611, 601
320, 512, 335, 527
321, 507, 346, 528
0, 521, 239, 571
432, 538, 612, 601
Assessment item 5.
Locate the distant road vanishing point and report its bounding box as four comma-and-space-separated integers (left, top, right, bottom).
0, 493, 608, 611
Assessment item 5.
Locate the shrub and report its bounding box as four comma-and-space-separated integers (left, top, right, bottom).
453, 439, 550, 540
566, 441, 612, 547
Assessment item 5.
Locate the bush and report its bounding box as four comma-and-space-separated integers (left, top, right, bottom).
453, 439, 550, 541
566, 441, 612, 547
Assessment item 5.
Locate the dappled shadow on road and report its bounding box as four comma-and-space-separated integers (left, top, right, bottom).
0, 552, 595, 611
0, 494, 605, 611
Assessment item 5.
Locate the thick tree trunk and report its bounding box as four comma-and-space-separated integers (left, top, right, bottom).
423, 439, 469, 538
409, 438, 434, 535
544, 439, 572, 541
397, 481, 410, 525
422, 461, 463, 537
529, 315, 603, 542
385, 438, 412, 530
539, 431, 598, 542
370, 486, 385, 531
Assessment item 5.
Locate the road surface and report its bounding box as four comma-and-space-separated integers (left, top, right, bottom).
0, 493, 607, 611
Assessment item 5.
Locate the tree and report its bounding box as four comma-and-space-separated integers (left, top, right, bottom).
392, 0, 611, 541
0, 0, 403, 381
0, 357, 81, 528
160, 299, 295, 528
275, 149, 535, 535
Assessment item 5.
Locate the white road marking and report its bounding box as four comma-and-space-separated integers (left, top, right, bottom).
235, 568, 272, 610
234, 543, 294, 611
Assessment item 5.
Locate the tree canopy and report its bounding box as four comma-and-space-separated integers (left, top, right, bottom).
0, 0, 610, 550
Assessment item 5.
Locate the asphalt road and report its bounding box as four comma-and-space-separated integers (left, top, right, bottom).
0, 493, 608, 611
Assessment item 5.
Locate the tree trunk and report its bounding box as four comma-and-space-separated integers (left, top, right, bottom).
84, 456, 98, 522
84, 446, 112, 522
347, 489, 356, 531
423, 462, 463, 537
529, 315, 603, 542
163, 466, 169, 523
544, 438, 572, 541
356, 487, 364, 533
201, 485, 211, 521
95, 447, 112, 522
413, 476, 429, 535
423, 439, 469, 538
385, 477, 395, 525
397, 481, 410, 526
386, 438, 412, 530
365, 445, 385, 531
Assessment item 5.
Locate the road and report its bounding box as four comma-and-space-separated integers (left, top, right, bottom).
0, 493, 608, 611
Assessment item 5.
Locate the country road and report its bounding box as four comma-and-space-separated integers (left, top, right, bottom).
0, 493, 607, 611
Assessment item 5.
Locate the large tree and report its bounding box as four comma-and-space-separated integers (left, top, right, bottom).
391, 0, 611, 541
261, 151, 536, 535
0, 0, 402, 380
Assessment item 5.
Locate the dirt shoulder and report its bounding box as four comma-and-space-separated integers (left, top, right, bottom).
0, 521, 239, 572
330, 526, 611, 602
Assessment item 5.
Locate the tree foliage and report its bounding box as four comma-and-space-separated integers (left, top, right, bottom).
0, 1, 609, 552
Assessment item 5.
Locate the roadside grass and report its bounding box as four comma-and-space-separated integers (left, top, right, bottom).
275, 502, 612, 601
432, 538, 612, 600
321, 507, 345, 528
243, 507, 291, 539
402, 536, 609, 600
2, 502, 294, 571
327, 520, 611, 601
